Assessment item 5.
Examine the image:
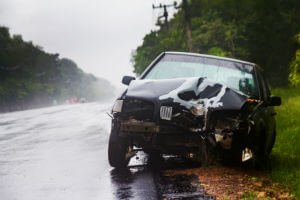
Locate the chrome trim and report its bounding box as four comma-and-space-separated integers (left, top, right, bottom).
160, 106, 173, 120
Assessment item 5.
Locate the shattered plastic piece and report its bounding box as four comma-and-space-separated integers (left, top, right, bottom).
242, 147, 253, 162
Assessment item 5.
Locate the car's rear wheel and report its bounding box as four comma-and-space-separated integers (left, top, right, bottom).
108, 122, 133, 168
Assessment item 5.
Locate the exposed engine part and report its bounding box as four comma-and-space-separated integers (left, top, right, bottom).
190, 103, 205, 116
213, 118, 237, 149
214, 130, 233, 149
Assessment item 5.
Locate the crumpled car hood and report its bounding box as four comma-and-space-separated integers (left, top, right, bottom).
125, 77, 249, 111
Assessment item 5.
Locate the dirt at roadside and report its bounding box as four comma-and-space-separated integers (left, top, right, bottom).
164, 166, 295, 200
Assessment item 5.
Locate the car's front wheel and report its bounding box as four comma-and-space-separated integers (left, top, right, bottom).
108, 122, 133, 168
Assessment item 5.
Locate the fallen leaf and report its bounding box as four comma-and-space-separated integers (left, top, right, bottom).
253, 181, 263, 187
257, 191, 266, 198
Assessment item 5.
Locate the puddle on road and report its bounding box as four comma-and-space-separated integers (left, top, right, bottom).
110, 169, 135, 199
110, 152, 215, 200
154, 156, 216, 200
157, 174, 215, 200
110, 152, 157, 200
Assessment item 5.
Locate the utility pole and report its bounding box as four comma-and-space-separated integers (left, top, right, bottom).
177, 0, 193, 51
152, 2, 178, 28
153, 1, 193, 51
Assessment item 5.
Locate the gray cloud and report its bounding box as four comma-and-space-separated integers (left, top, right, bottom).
0, 0, 179, 87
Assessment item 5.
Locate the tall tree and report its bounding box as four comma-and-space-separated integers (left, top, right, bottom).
132, 0, 300, 86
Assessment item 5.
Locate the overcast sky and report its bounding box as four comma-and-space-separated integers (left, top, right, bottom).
0, 0, 179, 87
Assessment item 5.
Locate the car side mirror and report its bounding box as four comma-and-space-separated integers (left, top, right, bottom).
122, 76, 136, 85
268, 96, 281, 106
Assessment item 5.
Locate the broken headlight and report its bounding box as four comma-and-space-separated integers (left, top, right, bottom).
112, 100, 123, 113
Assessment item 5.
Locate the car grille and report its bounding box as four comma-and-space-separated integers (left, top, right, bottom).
160, 102, 205, 129
122, 98, 154, 121
160, 106, 173, 120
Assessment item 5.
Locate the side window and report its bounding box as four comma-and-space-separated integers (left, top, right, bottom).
263, 77, 271, 98
256, 70, 268, 101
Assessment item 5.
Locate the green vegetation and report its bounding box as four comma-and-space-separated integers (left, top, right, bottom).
132, 0, 300, 86
132, 0, 300, 196
289, 34, 300, 87
240, 191, 259, 200
0, 26, 114, 112
270, 86, 300, 198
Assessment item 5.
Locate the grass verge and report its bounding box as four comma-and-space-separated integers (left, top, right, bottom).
270, 86, 300, 198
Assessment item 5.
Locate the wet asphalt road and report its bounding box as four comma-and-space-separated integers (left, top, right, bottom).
0, 103, 215, 200
0, 103, 158, 200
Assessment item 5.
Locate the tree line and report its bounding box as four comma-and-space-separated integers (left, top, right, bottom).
0, 26, 114, 113
132, 0, 300, 86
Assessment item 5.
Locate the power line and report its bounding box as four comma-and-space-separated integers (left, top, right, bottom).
152, 0, 193, 51
152, 1, 178, 28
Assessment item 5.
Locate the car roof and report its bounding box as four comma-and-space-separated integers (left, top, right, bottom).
165, 51, 256, 66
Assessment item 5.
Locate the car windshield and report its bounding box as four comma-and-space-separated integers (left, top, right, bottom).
144, 54, 259, 98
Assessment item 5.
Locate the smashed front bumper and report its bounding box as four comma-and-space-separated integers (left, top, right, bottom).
121, 120, 159, 133
116, 97, 252, 157
118, 110, 248, 150
119, 119, 203, 152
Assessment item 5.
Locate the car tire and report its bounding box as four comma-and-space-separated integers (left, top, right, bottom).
220, 134, 243, 166
108, 122, 132, 168
266, 131, 276, 155
250, 129, 268, 169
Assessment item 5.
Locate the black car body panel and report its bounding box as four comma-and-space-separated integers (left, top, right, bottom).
109, 52, 281, 167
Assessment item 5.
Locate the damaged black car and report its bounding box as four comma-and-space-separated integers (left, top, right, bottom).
108, 52, 281, 168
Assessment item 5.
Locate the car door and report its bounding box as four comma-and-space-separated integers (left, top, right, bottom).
261, 73, 277, 151
254, 69, 276, 152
